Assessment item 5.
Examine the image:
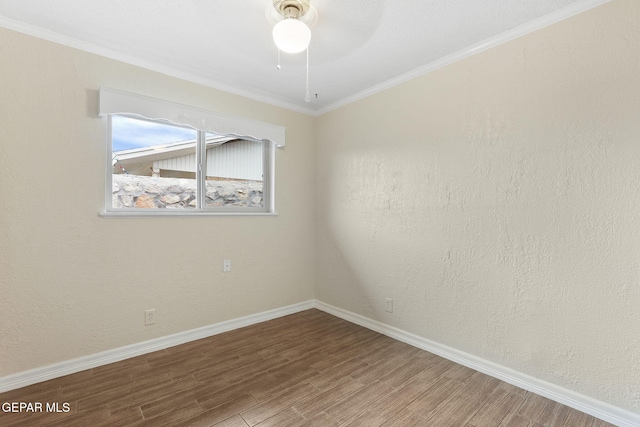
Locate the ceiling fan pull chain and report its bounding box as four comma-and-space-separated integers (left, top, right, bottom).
277, 48, 281, 70
305, 47, 311, 103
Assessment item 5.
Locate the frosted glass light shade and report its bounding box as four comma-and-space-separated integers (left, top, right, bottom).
272, 18, 311, 53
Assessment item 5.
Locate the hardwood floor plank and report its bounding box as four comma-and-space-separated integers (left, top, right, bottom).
307, 357, 370, 391
466, 382, 528, 426
267, 353, 326, 382
108, 406, 145, 424
44, 406, 111, 427
308, 333, 391, 372
293, 377, 365, 418
297, 411, 341, 427
406, 364, 470, 419
340, 408, 389, 427
507, 392, 561, 427
370, 365, 458, 420
350, 350, 424, 385
0, 309, 613, 427
139, 399, 202, 426
212, 414, 250, 427
253, 407, 305, 427
137, 376, 205, 421
248, 370, 321, 403
314, 330, 393, 369
378, 408, 428, 427
139, 396, 199, 422
500, 414, 543, 427
221, 354, 289, 384
359, 340, 420, 366
377, 354, 439, 388
256, 337, 313, 359
50, 405, 143, 427
193, 353, 263, 383
174, 393, 258, 427
424, 372, 502, 426
0, 383, 62, 409
197, 373, 272, 410
325, 380, 395, 425
75, 372, 175, 412
239, 381, 318, 426
60, 372, 134, 401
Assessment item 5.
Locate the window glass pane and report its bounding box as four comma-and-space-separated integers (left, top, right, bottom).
111, 115, 198, 209
204, 134, 264, 208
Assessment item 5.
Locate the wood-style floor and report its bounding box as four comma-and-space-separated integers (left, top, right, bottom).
0, 309, 614, 427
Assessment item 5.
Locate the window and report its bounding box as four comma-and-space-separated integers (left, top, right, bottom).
99, 88, 284, 216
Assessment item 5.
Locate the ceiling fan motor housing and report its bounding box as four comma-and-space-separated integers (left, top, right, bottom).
273, 0, 311, 19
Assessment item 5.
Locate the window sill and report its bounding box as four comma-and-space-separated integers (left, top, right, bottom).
99, 210, 278, 218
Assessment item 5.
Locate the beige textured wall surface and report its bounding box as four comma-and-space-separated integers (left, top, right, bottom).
0, 27, 315, 376
316, 0, 640, 413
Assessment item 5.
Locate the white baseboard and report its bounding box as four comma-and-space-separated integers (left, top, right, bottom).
312, 300, 639, 427
0, 300, 314, 394
2, 299, 637, 427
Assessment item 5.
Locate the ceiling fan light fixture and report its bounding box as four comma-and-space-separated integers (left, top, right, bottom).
269, 0, 315, 102
271, 0, 312, 54
273, 17, 311, 53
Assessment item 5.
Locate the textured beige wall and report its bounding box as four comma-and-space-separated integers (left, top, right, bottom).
316, 0, 640, 413
0, 27, 315, 376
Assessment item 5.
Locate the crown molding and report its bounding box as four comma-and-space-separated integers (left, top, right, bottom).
0, 14, 317, 116
0, 0, 614, 118
316, 0, 613, 116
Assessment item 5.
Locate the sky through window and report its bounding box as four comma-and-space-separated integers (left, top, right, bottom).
112, 115, 196, 152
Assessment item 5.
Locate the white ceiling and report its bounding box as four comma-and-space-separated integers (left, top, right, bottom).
0, 0, 609, 115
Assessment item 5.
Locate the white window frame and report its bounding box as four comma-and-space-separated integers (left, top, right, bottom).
98, 88, 285, 217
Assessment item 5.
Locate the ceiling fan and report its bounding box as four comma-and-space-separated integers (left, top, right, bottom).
266, 0, 318, 102
269, 0, 318, 53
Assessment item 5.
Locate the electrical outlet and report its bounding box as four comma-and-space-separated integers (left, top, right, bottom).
385, 298, 393, 313
145, 309, 156, 326
223, 259, 231, 272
